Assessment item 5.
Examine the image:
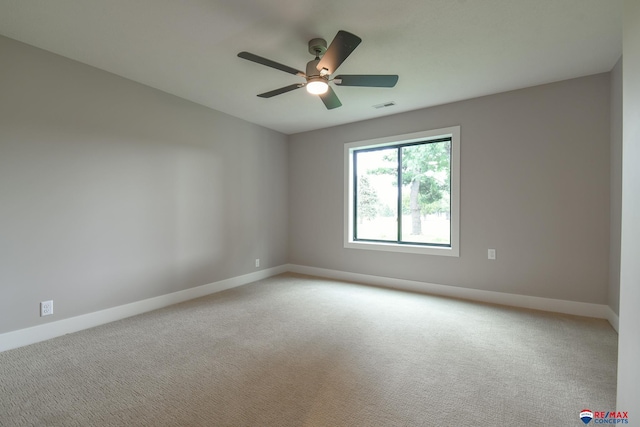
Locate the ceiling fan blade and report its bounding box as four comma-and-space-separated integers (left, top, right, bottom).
333, 75, 399, 87
317, 30, 362, 75
257, 84, 304, 98
238, 52, 305, 76
319, 86, 342, 110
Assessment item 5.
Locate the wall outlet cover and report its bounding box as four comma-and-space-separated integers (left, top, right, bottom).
40, 300, 53, 316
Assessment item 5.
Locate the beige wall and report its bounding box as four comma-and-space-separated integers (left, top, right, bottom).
609, 57, 622, 316
617, 0, 640, 411
289, 74, 611, 304
0, 36, 289, 334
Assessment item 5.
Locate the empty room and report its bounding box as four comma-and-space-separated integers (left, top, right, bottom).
1, 1, 638, 425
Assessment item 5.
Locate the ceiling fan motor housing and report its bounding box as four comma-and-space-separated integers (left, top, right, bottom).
306, 59, 323, 78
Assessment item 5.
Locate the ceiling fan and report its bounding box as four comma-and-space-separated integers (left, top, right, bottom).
238, 30, 399, 110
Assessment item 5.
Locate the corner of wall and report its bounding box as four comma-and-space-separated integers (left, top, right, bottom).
608, 55, 623, 317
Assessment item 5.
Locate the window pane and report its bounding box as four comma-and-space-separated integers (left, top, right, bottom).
400, 141, 451, 245
355, 148, 398, 241
345, 127, 459, 256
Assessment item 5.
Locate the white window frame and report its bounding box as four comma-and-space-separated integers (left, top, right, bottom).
344, 126, 460, 257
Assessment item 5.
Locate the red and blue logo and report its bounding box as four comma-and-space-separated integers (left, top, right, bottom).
581, 409, 594, 424
580, 409, 629, 424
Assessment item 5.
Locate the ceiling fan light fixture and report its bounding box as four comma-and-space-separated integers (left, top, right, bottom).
306, 78, 329, 95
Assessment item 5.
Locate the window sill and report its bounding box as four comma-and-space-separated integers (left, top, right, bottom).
344, 240, 459, 257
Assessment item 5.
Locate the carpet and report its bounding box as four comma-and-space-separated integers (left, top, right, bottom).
0, 273, 617, 426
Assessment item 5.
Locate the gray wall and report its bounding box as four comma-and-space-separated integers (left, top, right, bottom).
609, 57, 622, 316
0, 36, 289, 334
617, 0, 640, 411
289, 74, 611, 305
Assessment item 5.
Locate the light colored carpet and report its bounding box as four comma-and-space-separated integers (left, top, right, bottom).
0, 273, 617, 426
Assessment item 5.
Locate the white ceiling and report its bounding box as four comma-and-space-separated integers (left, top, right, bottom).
0, 0, 622, 135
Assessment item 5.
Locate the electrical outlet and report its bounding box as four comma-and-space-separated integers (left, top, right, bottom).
40, 300, 53, 317
488, 249, 496, 260
255, 258, 260, 268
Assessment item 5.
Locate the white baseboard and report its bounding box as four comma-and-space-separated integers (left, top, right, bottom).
1, 263, 617, 353
0, 265, 289, 353
288, 264, 612, 321
607, 306, 620, 332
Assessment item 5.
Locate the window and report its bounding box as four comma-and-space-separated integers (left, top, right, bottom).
344, 127, 460, 256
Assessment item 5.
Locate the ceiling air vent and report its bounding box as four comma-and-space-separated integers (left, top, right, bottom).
373, 101, 396, 109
